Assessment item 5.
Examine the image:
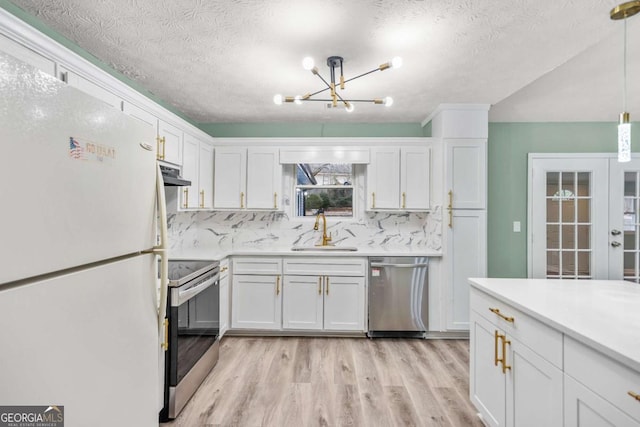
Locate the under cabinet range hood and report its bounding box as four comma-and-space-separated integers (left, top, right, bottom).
160, 165, 191, 187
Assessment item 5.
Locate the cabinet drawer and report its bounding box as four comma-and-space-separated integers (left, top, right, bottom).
470, 288, 562, 368
565, 336, 640, 423
283, 257, 366, 276
233, 257, 282, 275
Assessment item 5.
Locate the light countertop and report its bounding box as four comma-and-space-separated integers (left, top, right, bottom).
469, 278, 640, 373
168, 248, 443, 261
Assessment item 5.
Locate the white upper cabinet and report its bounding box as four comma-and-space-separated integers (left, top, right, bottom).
0, 33, 54, 77
214, 147, 247, 209
122, 102, 157, 130
198, 143, 214, 209
157, 120, 183, 166
214, 147, 281, 210
180, 134, 199, 209
367, 147, 400, 210
246, 147, 281, 210
446, 139, 487, 209
401, 146, 430, 210
367, 146, 430, 211
181, 134, 214, 210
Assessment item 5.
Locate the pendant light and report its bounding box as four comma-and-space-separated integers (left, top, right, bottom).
611, 1, 640, 162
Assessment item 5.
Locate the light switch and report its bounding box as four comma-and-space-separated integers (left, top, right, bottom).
513, 221, 521, 233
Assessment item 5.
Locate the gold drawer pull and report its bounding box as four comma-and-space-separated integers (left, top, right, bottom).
494, 330, 500, 366
402, 192, 406, 209
500, 334, 511, 374
240, 191, 245, 209
629, 391, 640, 401
274, 192, 278, 209
183, 188, 189, 208
447, 190, 453, 228
372, 192, 376, 209
318, 276, 322, 295
325, 277, 329, 295
200, 190, 205, 208
489, 307, 515, 323
276, 276, 280, 295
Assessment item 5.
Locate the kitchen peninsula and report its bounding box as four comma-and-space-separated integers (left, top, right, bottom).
469, 278, 640, 426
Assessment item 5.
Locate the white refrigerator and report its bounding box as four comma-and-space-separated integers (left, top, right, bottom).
0, 50, 167, 426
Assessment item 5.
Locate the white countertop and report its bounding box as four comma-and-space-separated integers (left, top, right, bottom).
168, 248, 443, 261
469, 278, 640, 373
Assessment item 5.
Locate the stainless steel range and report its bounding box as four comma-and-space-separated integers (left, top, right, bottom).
160, 259, 220, 421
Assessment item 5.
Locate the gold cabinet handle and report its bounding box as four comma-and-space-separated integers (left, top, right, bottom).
276, 275, 280, 295
318, 276, 322, 295
161, 136, 166, 160
447, 190, 453, 228
500, 334, 511, 374
220, 266, 228, 273
489, 307, 515, 323
274, 192, 278, 209
162, 317, 169, 351
629, 391, 640, 401
325, 276, 329, 295
402, 192, 406, 209
372, 192, 376, 209
156, 136, 166, 160
200, 190, 205, 208
240, 191, 245, 209
183, 188, 189, 208
494, 330, 500, 367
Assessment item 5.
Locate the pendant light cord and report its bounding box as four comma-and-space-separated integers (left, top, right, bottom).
623, 17, 628, 112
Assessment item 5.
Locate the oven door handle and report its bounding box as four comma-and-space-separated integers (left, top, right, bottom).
176, 273, 219, 306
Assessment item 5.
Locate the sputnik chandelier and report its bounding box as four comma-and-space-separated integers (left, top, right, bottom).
273, 55, 402, 112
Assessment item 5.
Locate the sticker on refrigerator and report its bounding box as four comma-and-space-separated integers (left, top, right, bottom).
68, 137, 116, 163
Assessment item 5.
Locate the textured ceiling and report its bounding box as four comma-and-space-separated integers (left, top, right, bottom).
8, 0, 639, 123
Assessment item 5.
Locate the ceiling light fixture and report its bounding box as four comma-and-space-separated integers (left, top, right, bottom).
273, 55, 402, 112
611, 1, 640, 163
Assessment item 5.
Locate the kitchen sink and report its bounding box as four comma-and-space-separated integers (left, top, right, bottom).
291, 245, 358, 252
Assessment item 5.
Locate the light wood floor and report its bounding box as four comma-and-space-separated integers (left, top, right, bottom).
163, 337, 483, 427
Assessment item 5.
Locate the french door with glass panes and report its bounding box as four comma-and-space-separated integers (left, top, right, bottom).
529, 154, 640, 282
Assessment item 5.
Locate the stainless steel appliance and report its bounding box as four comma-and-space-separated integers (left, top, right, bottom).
160, 260, 220, 421
368, 257, 429, 338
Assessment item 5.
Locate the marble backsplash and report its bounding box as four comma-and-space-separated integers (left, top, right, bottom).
165, 190, 442, 254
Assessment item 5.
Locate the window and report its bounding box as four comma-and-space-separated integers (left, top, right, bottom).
294, 163, 353, 217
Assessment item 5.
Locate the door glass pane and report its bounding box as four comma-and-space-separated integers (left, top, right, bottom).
546, 172, 559, 196
577, 173, 590, 196
624, 230, 636, 250
577, 199, 590, 223
577, 225, 590, 249
546, 251, 559, 276
562, 200, 575, 222
577, 252, 590, 277
624, 252, 636, 277
562, 172, 575, 193
625, 172, 637, 197
562, 251, 576, 276
547, 225, 559, 249
562, 225, 575, 249
547, 200, 559, 222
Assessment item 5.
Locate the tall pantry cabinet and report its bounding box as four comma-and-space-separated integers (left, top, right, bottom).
429, 105, 489, 331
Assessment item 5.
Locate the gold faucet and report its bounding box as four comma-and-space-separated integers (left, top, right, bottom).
313, 209, 332, 246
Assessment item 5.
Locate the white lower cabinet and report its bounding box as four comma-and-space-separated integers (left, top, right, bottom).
470, 289, 562, 427
231, 274, 282, 330
219, 259, 229, 337
282, 275, 365, 332
564, 374, 640, 427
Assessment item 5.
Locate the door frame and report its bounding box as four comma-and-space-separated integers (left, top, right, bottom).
527, 152, 637, 279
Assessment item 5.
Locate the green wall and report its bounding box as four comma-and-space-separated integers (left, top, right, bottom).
198, 122, 429, 138
487, 122, 639, 278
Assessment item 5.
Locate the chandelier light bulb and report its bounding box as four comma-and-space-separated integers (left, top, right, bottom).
302, 56, 315, 70
384, 96, 394, 107
345, 103, 355, 113
391, 56, 403, 69
273, 94, 283, 105
294, 95, 303, 105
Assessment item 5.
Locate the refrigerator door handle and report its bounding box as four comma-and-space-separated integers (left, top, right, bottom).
156, 163, 169, 346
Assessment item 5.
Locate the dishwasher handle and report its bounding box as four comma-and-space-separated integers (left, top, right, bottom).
370, 262, 429, 268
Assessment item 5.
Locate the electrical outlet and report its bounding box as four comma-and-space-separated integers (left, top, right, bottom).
513, 221, 521, 233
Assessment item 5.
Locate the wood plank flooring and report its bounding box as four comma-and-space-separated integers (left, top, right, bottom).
162, 337, 483, 427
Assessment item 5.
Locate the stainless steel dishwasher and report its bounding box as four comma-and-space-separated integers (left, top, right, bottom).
368, 256, 429, 337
